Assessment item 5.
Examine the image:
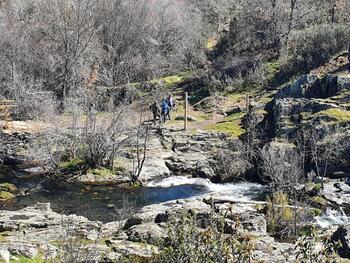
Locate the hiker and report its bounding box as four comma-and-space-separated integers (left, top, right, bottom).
167, 94, 175, 109
149, 100, 160, 124
161, 99, 170, 123
166, 95, 175, 120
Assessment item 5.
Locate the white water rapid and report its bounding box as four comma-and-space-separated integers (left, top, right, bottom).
315, 207, 350, 228
146, 176, 266, 200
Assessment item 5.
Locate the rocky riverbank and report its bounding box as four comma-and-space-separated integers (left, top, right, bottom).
0, 193, 349, 263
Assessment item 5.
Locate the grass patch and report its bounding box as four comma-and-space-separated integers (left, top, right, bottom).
87, 167, 114, 178
59, 158, 85, 170
206, 37, 218, 51
150, 72, 191, 87
311, 196, 327, 207
0, 190, 15, 201
316, 108, 350, 122
10, 256, 45, 263
227, 93, 245, 104
0, 183, 18, 193
265, 59, 280, 81
205, 112, 245, 137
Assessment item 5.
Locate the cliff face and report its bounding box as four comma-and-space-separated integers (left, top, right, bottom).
265, 74, 350, 139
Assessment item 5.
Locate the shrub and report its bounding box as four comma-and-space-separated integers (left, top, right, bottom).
151, 213, 254, 263
2, 76, 57, 121
267, 192, 294, 237
295, 229, 339, 263
282, 23, 350, 72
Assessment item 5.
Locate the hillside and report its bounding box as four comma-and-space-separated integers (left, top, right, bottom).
0, 0, 350, 262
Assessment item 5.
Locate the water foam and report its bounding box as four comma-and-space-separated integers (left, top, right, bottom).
315, 207, 349, 228
146, 176, 265, 200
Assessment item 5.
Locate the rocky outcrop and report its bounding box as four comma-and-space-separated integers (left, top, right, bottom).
275, 74, 350, 100
266, 74, 350, 139
331, 224, 350, 258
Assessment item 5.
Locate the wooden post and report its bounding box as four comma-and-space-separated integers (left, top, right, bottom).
184, 92, 188, 130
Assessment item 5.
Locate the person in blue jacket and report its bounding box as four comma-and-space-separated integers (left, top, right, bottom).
161, 99, 170, 123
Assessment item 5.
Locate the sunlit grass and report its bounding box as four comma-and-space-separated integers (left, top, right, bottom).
205, 112, 245, 137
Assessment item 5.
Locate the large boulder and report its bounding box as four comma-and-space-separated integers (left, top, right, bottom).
331, 224, 350, 258
127, 223, 167, 245
0, 248, 10, 262
275, 74, 346, 100
4, 243, 38, 258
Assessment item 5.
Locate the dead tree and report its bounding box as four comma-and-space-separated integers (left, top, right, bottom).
131, 114, 150, 185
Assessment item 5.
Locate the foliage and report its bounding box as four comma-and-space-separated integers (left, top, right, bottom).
0, 183, 18, 193
266, 192, 293, 236
151, 213, 255, 263
0, 0, 205, 108
86, 167, 114, 178
295, 230, 339, 263
316, 108, 350, 123
59, 158, 86, 171
0, 190, 15, 201
283, 23, 350, 72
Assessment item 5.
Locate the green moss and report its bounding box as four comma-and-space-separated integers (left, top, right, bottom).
59, 158, 85, 170
205, 112, 245, 137
190, 129, 198, 135
311, 208, 323, 217
87, 167, 114, 178
316, 108, 350, 122
0, 183, 17, 193
10, 256, 45, 263
0, 191, 15, 201
150, 72, 191, 87
311, 196, 327, 207
265, 59, 280, 80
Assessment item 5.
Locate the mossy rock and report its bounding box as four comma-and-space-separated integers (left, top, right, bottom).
87, 167, 114, 178
310, 195, 327, 208
315, 108, 350, 123
0, 183, 18, 193
0, 191, 15, 201
59, 158, 85, 171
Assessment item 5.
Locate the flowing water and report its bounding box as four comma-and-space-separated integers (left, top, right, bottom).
315, 207, 350, 228
1, 170, 267, 222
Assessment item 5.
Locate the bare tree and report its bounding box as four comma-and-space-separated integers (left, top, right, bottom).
259, 143, 309, 237
131, 114, 150, 185
306, 125, 349, 188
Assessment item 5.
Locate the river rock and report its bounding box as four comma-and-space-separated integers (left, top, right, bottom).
127, 223, 167, 244
322, 179, 350, 206
4, 242, 38, 258
139, 135, 172, 182
175, 115, 197, 121
124, 198, 211, 229
106, 239, 158, 259
0, 248, 10, 262
0, 203, 102, 242
331, 224, 350, 258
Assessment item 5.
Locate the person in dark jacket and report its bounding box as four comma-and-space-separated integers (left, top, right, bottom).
166, 94, 175, 120
161, 99, 170, 123
150, 100, 160, 124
